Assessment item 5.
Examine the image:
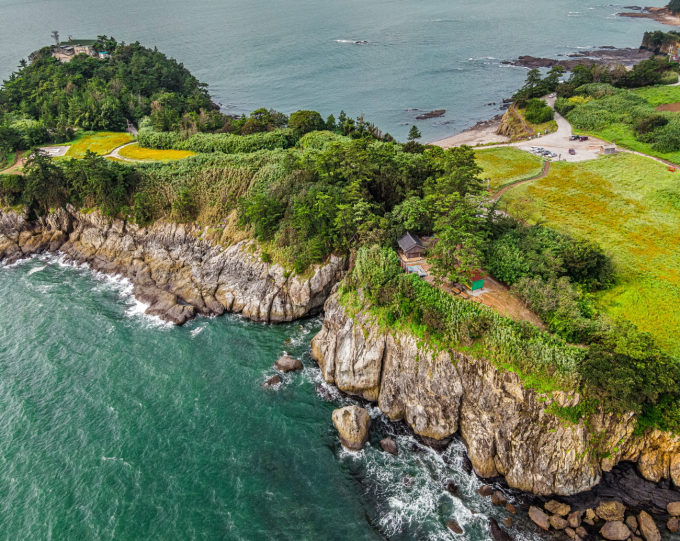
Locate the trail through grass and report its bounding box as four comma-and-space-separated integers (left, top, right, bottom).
119, 143, 195, 161
65, 132, 132, 158
504, 153, 680, 354
475, 147, 544, 190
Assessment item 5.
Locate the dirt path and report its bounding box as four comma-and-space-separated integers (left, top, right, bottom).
0, 151, 25, 175
105, 142, 139, 161
492, 160, 550, 201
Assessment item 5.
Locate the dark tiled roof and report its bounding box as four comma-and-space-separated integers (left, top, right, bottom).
398, 232, 424, 252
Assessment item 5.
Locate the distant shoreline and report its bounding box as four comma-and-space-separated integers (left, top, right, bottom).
619, 6, 680, 28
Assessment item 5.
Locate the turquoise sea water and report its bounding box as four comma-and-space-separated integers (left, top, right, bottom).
0, 0, 665, 142
0, 256, 549, 540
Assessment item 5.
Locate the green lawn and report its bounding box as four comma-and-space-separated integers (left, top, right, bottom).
504, 153, 680, 355
475, 147, 544, 190
64, 132, 132, 158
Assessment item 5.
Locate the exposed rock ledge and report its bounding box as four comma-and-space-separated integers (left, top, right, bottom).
311, 292, 680, 496
0, 207, 346, 324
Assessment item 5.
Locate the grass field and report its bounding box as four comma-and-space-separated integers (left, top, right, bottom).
118, 143, 195, 161
570, 86, 680, 164
504, 153, 680, 354
632, 85, 680, 107
64, 132, 132, 158
475, 147, 545, 190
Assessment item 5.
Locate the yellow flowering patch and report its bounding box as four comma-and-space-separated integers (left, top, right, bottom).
118, 144, 195, 161
65, 132, 132, 158
475, 147, 544, 190
504, 153, 680, 354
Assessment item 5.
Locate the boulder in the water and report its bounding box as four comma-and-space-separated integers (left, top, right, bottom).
447, 519, 463, 534
262, 374, 282, 387
491, 491, 507, 505
505, 503, 517, 514
274, 355, 303, 372
444, 480, 458, 495
380, 437, 398, 456
332, 406, 371, 451
478, 485, 494, 497
489, 517, 512, 541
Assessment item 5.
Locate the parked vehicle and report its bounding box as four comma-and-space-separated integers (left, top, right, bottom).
569, 135, 579, 141
569, 149, 576, 155
579, 136, 589, 141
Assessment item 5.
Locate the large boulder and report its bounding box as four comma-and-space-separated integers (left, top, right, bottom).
380, 437, 398, 456
332, 406, 371, 451
596, 501, 626, 522
489, 518, 512, 541
549, 515, 568, 530
667, 517, 679, 533
567, 510, 583, 528
545, 500, 571, 516
274, 355, 303, 372
668, 502, 680, 517
600, 521, 631, 541
637, 511, 660, 541
491, 491, 507, 505
447, 519, 463, 534
529, 507, 550, 531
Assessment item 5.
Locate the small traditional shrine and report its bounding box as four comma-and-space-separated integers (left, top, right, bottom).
397, 232, 425, 259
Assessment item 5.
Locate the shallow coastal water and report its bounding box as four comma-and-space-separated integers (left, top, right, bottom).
0, 0, 665, 142
0, 256, 548, 540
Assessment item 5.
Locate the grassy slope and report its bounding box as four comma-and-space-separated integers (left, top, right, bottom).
573, 86, 680, 164
118, 143, 195, 161
475, 147, 544, 190
64, 132, 132, 158
504, 153, 680, 354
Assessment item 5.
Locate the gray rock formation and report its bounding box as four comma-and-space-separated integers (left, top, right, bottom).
0, 208, 346, 325
332, 405, 371, 451
274, 355, 303, 372
311, 292, 680, 496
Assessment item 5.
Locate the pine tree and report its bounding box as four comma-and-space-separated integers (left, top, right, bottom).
407, 125, 422, 141
669, 0, 680, 14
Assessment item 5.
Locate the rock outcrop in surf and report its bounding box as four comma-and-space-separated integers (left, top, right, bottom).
311, 292, 680, 497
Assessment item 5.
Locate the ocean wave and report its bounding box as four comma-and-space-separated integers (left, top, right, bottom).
27, 266, 46, 275
333, 39, 368, 45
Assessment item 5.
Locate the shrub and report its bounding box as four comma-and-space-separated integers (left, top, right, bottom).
525, 99, 554, 124
138, 129, 297, 154
554, 97, 575, 116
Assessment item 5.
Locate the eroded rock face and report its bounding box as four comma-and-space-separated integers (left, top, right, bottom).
332, 405, 371, 451
311, 293, 680, 496
0, 208, 346, 325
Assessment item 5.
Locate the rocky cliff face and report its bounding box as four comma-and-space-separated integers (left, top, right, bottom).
311, 293, 680, 497
0, 207, 346, 325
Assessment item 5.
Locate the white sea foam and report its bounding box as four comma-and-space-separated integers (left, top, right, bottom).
27, 266, 46, 275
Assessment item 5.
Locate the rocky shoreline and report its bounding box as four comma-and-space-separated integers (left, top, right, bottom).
508, 47, 653, 71
0, 207, 346, 325
312, 293, 680, 505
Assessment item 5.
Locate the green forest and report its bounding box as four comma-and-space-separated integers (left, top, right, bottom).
1, 39, 679, 435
